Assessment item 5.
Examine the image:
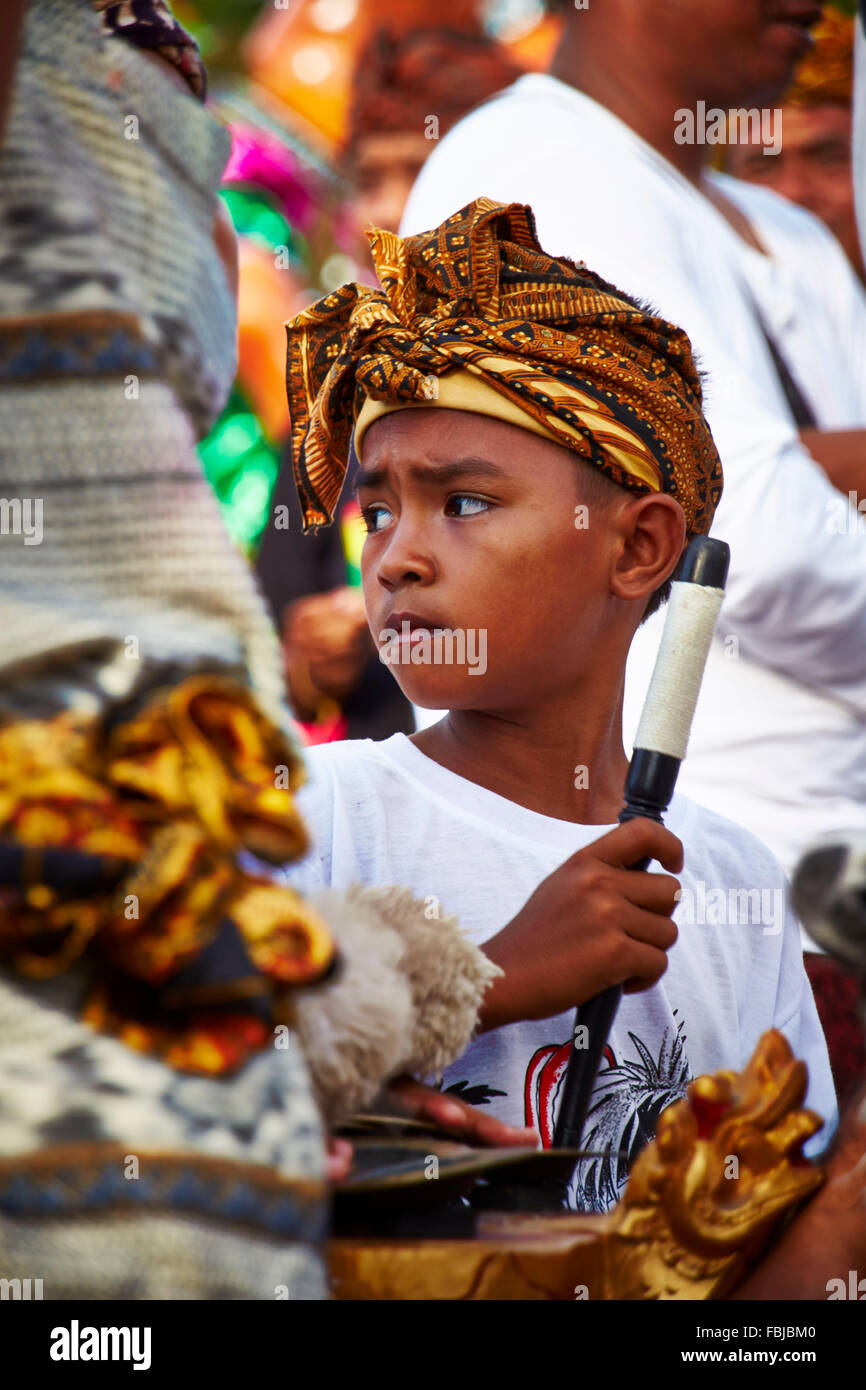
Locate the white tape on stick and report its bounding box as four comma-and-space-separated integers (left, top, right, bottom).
633, 581, 725, 760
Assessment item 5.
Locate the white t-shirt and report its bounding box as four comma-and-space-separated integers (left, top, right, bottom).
401, 73, 866, 912
284, 733, 837, 1212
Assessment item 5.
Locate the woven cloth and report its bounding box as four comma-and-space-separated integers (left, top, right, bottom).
0, 967, 328, 1299
0, 1208, 328, 1300
0, 0, 293, 739
0, 379, 291, 732
0, 2, 331, 1292
0, 0, 233, 428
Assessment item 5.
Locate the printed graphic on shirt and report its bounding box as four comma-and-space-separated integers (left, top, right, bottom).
443, 1079, 507, 1107
525, 1013, 692, 1213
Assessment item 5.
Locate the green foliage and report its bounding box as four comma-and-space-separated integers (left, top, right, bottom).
198, 384, 280, 554
174, 0, 266, 72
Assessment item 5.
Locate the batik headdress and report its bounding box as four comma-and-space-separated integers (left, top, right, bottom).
286, 197, 723, 537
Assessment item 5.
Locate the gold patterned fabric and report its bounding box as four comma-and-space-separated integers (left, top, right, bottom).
286, 197, 723, 537
0, 678, 335, 1075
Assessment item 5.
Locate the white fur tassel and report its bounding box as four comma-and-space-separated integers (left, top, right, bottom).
292, 884, 501, 1125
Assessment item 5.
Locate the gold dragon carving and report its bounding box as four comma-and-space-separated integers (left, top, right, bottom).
604, 1029, 827, 1299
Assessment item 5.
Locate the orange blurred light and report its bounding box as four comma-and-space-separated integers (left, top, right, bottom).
243, 0, 560, 153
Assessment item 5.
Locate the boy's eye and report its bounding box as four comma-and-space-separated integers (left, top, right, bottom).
361, 504, 392, 534
445, 494, 491, 518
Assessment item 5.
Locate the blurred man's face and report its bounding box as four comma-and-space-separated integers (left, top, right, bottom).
632, 0, 824, 107
725, 103, 863, 278
351, 131, 430, 237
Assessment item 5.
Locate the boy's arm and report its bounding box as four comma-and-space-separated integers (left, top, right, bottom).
477, 818, 684, 1032
382, 1075, 536, 1147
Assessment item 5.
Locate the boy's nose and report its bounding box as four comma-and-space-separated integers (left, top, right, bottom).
374, 518, 437, 590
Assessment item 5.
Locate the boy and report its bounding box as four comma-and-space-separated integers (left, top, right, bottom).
281, 197, 836, 1212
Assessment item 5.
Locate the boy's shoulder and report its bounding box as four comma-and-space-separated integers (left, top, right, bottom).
674, 791, 787, 887
297, 740, 786, 884
299, 735, 397, 780
296, 735, 410, 809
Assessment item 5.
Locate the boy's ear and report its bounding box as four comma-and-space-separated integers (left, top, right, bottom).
609, 493, 686, 605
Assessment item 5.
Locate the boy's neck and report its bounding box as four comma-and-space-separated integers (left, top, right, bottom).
410, 700, 630, 826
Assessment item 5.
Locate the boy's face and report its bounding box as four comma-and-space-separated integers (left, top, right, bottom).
354, 407, 630, 713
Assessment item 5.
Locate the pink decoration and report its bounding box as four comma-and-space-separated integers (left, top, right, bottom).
223, 123, 317, 231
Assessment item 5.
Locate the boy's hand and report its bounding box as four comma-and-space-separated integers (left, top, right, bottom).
328, 1080, 538, 1187
383, 1076, 539, 1148
479, 817, 684, 1032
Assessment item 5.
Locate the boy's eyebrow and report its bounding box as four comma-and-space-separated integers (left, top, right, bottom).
352, 457, 509, 495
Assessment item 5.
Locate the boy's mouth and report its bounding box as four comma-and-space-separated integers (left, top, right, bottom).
381, 611, 444, 643
376, 612, 488, 676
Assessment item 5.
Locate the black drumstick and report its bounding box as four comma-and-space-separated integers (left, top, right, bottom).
552, 535, 730, 1151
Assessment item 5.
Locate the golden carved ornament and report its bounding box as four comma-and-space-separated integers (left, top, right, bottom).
604, 1029, 826, 1299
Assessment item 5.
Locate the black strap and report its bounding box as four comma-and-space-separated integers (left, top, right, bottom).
757, 319, 818, 428
721, 223, 820, 429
